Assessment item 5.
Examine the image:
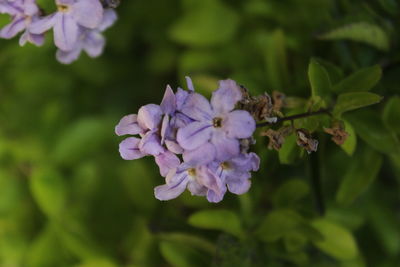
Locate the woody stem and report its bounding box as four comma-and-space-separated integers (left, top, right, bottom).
256, 108, 331, 128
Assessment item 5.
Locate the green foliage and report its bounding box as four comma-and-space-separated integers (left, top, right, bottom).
0, 0, 399, 266
308, 58, 332, 100
188, 209, 243, 238
333, 92, 383, 117
336, 149, 383, 205
169, 0, 239, 47
383, 96, 400, 134
333, 65, 382, 93
311, 219, 359, 260
320, 22, 389, 51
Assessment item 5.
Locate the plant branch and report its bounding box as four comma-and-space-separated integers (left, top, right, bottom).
256, 108, 331, 128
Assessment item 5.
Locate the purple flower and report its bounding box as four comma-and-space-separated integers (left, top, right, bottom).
177, 79, 256, 161
0, 0, 44, 46
30, 0, 103, 51
154, 162, 223, 202
207, 152, 260, 202
56, 8, 117, 64
116, 77, 260, 203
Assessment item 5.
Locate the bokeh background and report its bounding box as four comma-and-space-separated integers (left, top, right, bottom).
0, 0, 399, 266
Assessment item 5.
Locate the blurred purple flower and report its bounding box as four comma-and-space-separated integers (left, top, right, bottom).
30, 0, 103, 51
56, 8, 117, 64
0, 0, 44, 46
177, 79, 256, 161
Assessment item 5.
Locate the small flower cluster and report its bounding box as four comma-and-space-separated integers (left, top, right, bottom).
0, 0, 117, 64
115, 77, 260, 203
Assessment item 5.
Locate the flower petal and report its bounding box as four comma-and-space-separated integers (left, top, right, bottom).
137, 104, 163, 130
180, 93, 212, 121
155, 151, 181, 177
211, 79, 242, 114
56, 47, 81, 64
98, 8, 117, 31
0, 16, 26, 39
30, 13, 57, 34
54, 13, 79, 51
185, 76, 195, 91
83, 31, 104, 58
119, 137, 146, 160
183, 142, 216, 165
211, 131, 240, 161
160, 85, 176, 115
139, 131, 165, 156
177, 121, 212, 150
165, 140, 183, 154
227, 177, 251, 195
154, 178, 188, 201
115, 114, 143, 136
19, 31, 44, 46
187, 180, 207, 196
71, 0, 103, 29
223, 110, 255, 139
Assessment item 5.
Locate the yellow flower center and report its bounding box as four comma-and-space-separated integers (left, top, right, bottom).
212, 117, 223, 128
188, 168, 196, 177
220, 162, 231, 170
57, 4, 70, 12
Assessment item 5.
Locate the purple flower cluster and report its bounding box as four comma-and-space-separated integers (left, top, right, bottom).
115, 77, 260, 203
0, 0, 117, 64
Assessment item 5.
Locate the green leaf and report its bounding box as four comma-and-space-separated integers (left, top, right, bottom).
188, 209, 242, 238
333, 65, 382, 93
159, 241, 207, 267
278, 134, 299, 164
382, 96, 400, 134
256, 209, 304, 242
73, 259, 118, 267
308, 58, 332, 99
265, 29, 289, 91
169, 0, 239, 46
340, 120, 357, 156
336, 149, 382, 205
345, 110, 399, 154
320, 22, 389, 51
272, 179, 310, 207
333, 92, 382, 117
24, 225, 65, 267
53, 117, 110, 166
29, 167, 67, 218
311, 219, 359, 260
158, 233, 215, 254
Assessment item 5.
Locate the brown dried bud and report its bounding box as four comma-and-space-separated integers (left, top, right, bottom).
323, 121, 349, 145
261, 126, 293, 151
239, 86, 274, 121
272, 91, 286, 113
296, 129, 318, 154
240, 137, 256, 154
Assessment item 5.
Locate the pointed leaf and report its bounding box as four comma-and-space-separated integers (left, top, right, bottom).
188, 209, 242, 238
311, 219, 359, 260
320, 22, 389, 51
333, 65, 382, 93
333, 92, 382, 117
308, 58, 332, 99
336, 149, 382, 205
382, 96, 400, 134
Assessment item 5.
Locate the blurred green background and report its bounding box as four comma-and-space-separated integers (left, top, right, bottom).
0, 0, 399, 266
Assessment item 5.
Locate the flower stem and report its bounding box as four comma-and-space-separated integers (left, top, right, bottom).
256, 108, 331, 128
